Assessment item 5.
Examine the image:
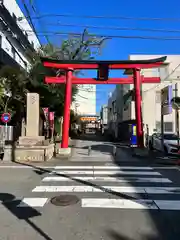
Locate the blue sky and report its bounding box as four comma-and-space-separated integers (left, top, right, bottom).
18, 0, 180, 114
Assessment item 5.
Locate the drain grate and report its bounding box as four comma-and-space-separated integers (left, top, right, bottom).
50, 195, 80, 206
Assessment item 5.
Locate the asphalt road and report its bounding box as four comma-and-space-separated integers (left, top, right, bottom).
1, 140, 180, 240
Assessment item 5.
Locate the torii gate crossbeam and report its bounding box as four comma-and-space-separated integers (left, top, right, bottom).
41, 57, 166, 149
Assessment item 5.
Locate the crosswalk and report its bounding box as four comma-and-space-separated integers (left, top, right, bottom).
19, 165, 180, 210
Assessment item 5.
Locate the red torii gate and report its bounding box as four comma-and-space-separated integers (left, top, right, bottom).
41, 56, 166, 149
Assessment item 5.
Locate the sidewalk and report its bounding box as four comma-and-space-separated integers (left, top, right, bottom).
70, 138, 143, 165
71, 139, 113, 162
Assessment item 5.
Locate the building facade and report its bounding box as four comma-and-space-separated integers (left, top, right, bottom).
107, 55, 180, 141
127, 55, 180, 136
100, 104, 108, 134
71, 84, 96, 116
0, 0, 40, 69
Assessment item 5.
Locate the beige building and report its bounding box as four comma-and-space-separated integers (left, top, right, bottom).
71, 84, 96, 116
107, 55, 180, 140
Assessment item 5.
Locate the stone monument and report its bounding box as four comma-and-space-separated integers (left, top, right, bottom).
3, 93, 55, 162
19, 93, 45, 145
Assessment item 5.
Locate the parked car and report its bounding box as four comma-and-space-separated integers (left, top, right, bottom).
149, 133, 180, 155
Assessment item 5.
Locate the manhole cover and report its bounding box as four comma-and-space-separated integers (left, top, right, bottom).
50, 195, 80, 206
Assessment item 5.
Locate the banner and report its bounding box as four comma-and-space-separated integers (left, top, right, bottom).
42, 108, 49, 134
49, 112, 54, 121
49, 112, 55, 129
42, 108, 49, 120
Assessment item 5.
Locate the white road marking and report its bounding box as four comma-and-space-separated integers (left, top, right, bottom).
82, 199, 180, 210
32, 186, 179, 194
93, 166, 153, 170
51, 170, 93, 175
51, 170, 161, 175
154, 200, 180, 210
81, 198, 158, 209
153, 167, 178, 170
93, 171, 161, 176
42, 176, 172, 183
20, 198, 48, 207
54, 166, 153, 170
54, 166, 93, 169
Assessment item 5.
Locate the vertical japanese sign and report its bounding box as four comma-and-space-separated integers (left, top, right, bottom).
49, 112, 55, 130
49, 112, 55, 141
42, 108, 49, 136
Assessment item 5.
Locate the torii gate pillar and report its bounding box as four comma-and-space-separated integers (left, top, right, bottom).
61, 69, 73, 148
134, 69, 143, 147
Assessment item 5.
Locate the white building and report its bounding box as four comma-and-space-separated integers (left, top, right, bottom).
107, 55, 180, 141
71, 84, 96, 116
0, 0, 40, 69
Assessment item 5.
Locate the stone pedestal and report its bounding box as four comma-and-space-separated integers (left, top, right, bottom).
15, 144, 55, 162
19, 136, 45, 146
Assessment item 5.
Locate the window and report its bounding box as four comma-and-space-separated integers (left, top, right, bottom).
12, 13, 17, 22
155, 91, 161, 103
164, 122, 173, 132
112, 101, 116, 114
155, 121, 161, 132
155, 121, 173, 132
31, 41, 34, 48
0, 35, 2, 47
24, 62, 27, 69
159, 66, 169, 80
11, 47, 15, 59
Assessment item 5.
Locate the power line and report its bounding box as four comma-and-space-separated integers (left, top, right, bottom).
20, 0, 41, 45
40, 22, 180, 34
20, 13, 180, 22
144, 63, 180, 93
24, 31, 180, 41
28, 0, 51, 44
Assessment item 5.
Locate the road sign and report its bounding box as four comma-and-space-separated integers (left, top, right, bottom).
1, 113, 11, 123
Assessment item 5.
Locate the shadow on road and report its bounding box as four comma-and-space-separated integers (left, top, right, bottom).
106, 229, 163, 240
14, 159, 180, 239
71, 134, 180, 239
10, 133, 180, 239
0, 193, 53, 240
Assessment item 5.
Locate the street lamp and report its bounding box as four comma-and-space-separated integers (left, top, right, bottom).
161, 100, 168, 150
171, 96, 180, 146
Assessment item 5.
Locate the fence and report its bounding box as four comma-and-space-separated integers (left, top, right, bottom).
0, 125, 14, 153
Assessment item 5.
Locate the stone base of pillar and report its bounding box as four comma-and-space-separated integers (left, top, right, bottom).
57, 147, 71, 157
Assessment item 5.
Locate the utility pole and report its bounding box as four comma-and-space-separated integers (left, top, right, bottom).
175, 83, 180, 146
161, 100, 164, 150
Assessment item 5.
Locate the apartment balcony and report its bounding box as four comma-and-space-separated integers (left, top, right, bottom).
0, 4, 34, 52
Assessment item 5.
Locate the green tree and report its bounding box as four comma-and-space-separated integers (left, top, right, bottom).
0, 30, 106, 121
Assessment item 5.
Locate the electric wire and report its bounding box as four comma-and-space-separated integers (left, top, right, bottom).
33, 22, 180, 34
28, 0, 51, 43
20, 13, 180, 22
144, 63, 180, 93
23, 31, 180, 41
